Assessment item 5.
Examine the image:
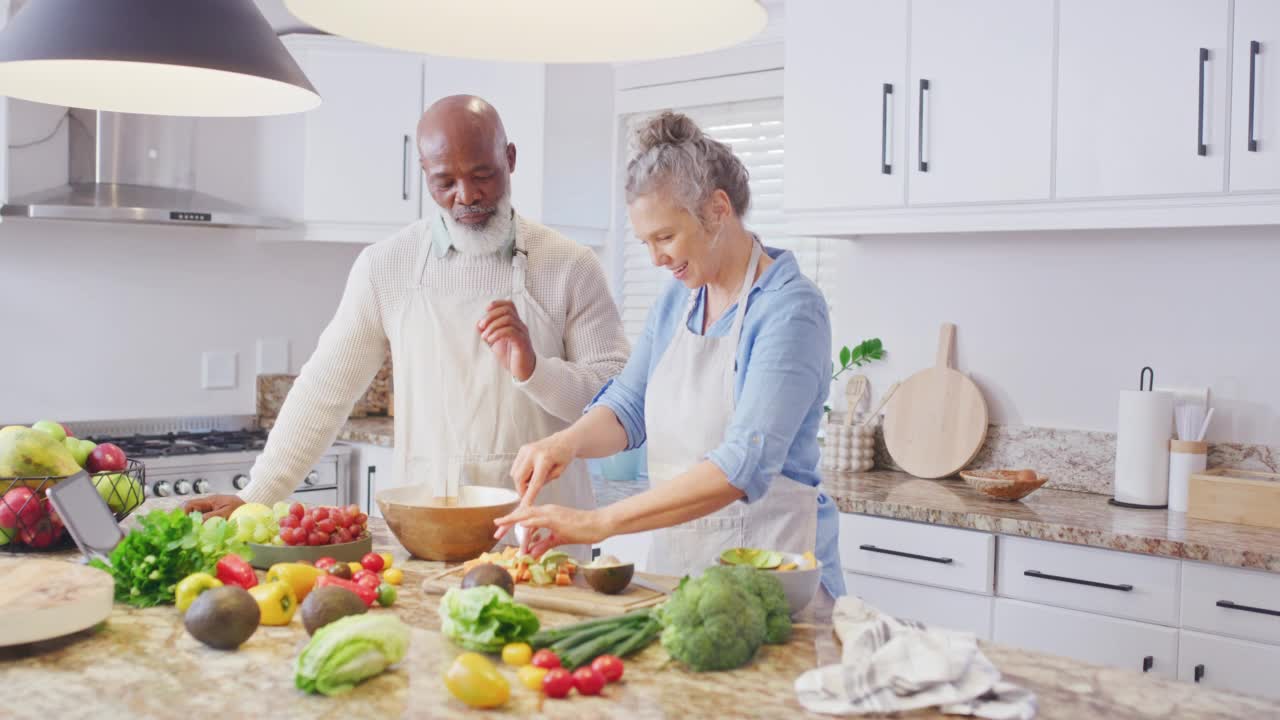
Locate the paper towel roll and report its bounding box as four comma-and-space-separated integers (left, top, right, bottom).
1114, 390, 1174, 507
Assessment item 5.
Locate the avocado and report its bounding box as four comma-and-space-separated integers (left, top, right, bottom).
184, 586, 260, 650
461, 563, 514, 596
582, 563, 634, 595
300, 585, 368, 635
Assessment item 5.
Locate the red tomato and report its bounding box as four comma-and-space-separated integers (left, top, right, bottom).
314, 556, 338, 570
289, 502, 305, 519
590, 655, 624, 683
572, 667, 605, 696
356, 574, 381, 590
542, 668, 574, 699
353, 569, 377, 584
530, 649, 560, 670
316, 518, 336, 534
360, 552, 385, 573
313, 507, 330, 521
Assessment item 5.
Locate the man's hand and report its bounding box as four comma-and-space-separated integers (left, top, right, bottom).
182, 494, 245, 519
478, 300, 536, 382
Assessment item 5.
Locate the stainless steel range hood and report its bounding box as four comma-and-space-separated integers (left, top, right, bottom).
1, 109, 291, 229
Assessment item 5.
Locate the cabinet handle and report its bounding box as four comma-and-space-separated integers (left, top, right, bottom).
1023, 570, 1133, 592
858, 544, 952, 564
881, 83, 893, 175
401, 135, 411, 200
1194, 664, 1205, 683
1248, 41, 1261, 152
1197, 48, 1209, 157
1142, 655, 1154, 673
917, 78, 930, 172
1216, 599, 1280, 617
366, 465, 375, 515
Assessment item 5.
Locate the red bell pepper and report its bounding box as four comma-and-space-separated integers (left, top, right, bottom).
314, 574, 378, 607
215, 554, 258, 589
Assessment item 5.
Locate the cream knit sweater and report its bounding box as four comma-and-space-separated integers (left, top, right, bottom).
238, 215, 629, 506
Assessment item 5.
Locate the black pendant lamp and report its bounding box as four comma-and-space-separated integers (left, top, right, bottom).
0, 0, 320, 117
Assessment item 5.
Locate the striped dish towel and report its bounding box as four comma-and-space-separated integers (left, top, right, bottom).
795, 596, 1037, 719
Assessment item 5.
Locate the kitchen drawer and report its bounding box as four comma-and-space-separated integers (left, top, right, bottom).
839, 514, 994, 594
1181, 562, 1280, 645
846, 571, 993, 639
1177, 630, 1280, 700
997, 536, 1179, 626
993, 598, 1178, 679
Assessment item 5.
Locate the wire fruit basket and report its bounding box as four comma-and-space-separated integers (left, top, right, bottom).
1, 459, 145, 552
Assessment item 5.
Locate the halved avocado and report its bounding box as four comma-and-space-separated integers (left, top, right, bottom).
719, 547, 783, 569
582, 562, 634, 595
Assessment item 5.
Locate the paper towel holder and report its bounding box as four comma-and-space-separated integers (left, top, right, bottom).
1109, 364, 1172, 510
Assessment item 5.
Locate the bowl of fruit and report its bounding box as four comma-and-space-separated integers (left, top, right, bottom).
235, 501, 373, 570
1, 421, 145, 552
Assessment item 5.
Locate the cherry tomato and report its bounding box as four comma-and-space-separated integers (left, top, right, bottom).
501, 642, 532, 666
590, 655, 624, 683
382, 568, 404, 585
361, 552, 385, 573
517, 664, 548, 691
356, 574, 381, 590
289, 502, 305, 519
541, 668, 573, 699
444, 652, 510, 709
530, 649, 561, 670
378, 552, 394, 570
327, 563, 353, 580
314, 556, 337, 570
376, 582, 397, 607
572, 667, 605, 696
347, 561, 363, 575
353, 569, 378, 584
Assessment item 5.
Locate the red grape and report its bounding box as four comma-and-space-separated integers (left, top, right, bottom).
279, 515, 299, 529
314, 507, 330, 521
336, 528, 352, 544
317, 519, 336, 534
301, 516, 316, 532
331, 510, 348, 528
289, 502, 305, 519
307, 531, 328, 546
329, 532, 341, 545
354, 512, 368, 526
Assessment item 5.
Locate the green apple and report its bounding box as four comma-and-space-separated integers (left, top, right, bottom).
65, 437, 96, 468
0, 525, 13, 546
93, 473, 143, 513
31, 419, 67, 443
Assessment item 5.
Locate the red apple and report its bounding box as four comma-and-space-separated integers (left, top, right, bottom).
0, 487, 44, 533
87, 443, 127, 473
20, 501, 64, 548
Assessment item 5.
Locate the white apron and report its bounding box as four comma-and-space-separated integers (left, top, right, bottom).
644, 242, 819, 577
392, 227, 594, 560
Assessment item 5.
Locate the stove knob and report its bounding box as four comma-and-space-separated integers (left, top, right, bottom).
232, 474, 249, 490
304, 471, 319, 486
192, 478, 210, 494
153, 481, 172, 497
173, 479, 192, 496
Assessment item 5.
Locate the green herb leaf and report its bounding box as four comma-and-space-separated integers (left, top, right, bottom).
839, 346, 851, 369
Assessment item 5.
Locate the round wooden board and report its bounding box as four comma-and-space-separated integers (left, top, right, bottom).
883, 324, 988, 479
0, 557, 114, 647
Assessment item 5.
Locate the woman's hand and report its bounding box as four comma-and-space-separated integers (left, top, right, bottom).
493, 504, 610, 557
509, 432, 579, 504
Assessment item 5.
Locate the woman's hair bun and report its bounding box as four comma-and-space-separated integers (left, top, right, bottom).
633, 111, 702, 153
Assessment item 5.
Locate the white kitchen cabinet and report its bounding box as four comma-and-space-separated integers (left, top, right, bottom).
256, 37, 423, 233
541, 63, 613, 245
838, 514, 995, 594
846, 571, 993, 639
907, 0, 1055, 204
1177, 630, 1280, 700
345, 442, 396, 518
1056, 0, 1230, 199
784, 0, 908, 211
1229, 0, 1280, 192
420, 57, 546, 224
1180, 562, 1280, 645
993, 598, 1179, 679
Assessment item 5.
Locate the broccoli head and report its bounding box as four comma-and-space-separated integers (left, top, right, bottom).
659, 568, 767, 671
707, 566, 793, 644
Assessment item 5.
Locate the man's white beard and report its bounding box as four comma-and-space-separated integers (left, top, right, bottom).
440, 195, 515, 256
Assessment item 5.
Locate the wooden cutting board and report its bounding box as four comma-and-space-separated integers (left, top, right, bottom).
1188, 468, 1280, 529
883, 323, 988, 479
0, 558, 114, 647
422, 567, 680, 617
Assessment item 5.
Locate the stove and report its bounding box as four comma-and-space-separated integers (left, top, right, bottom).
75, 416, 352, 506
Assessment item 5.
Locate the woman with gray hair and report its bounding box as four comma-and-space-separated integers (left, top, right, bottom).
496, 111, 844, 598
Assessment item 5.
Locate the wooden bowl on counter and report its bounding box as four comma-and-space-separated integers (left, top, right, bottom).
376, 485, 519, 561
960, 469, 1047, 501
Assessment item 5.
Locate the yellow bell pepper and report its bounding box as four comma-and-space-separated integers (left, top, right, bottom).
248, 581, 298, 626
174, 572, 223, 612
265, 562, 325, 603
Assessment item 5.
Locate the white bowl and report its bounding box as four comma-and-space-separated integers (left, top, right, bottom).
770, 552, 822, 616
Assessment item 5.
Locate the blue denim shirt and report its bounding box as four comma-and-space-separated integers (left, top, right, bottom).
591, 247, 845, 596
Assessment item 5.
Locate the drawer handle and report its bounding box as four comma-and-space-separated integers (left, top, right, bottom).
1023, 570, 1133, 592
858, 544, 953, 564
1142, 655, 1153, 673
1194, 664, 1205, 683
1197, 48, 1209, 157
1216, 599, 1280, 617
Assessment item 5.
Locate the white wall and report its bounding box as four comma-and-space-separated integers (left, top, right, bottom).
826, 225, 1280, 445
0, 221, 362, 423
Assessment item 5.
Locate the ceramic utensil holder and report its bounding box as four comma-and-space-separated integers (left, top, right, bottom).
1167, 439, 1208, 513
821, 413, 875, 472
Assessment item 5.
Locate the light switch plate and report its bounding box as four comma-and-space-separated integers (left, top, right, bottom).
202, 351, 238, 389
256, 338, 290, 375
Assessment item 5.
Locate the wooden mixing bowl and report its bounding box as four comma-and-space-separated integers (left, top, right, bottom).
376, 485, 519, 561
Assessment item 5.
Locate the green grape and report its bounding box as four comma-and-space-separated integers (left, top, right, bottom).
252, 524, 272, 543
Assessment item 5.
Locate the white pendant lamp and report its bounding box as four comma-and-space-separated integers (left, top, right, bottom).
285, 0, 768, 64
0, 0, 320, 117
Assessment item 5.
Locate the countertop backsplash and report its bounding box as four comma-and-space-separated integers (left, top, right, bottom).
257, 342, 393, 419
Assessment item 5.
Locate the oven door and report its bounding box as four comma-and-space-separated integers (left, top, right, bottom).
289, 486, 338, 506
286, 456, 344, 507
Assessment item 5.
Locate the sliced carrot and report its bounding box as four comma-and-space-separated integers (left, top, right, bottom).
555, 572, 571, 586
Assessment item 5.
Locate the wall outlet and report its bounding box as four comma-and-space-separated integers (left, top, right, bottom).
256, 338, 290, 375
201, 351, 238, 390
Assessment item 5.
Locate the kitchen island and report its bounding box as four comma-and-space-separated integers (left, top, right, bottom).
3, 505, 1278, 719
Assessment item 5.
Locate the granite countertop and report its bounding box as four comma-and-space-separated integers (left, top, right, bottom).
259, 415, 395, 447
824, 471, 1280, 573
4, 504, 1280, 718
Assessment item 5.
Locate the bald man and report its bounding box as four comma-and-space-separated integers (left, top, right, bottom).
186, 96, 628, 554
